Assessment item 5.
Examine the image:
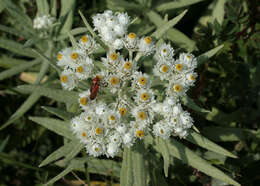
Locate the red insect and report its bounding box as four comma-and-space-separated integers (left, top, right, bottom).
90, 76, 100, 100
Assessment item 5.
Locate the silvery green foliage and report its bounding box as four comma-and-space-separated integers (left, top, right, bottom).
57, 10, 198, 157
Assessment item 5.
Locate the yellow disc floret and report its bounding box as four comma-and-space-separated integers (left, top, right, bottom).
81, 36, 88, 43
110, 76, 119, 86
138, 77, 147, 86
160, 129, 164, 134
161, 65, 169, 73
109, 53, 118, 61
190, 74, 195, 81
124, 61, 132, 70
71, 52, 78, 60
57, 53, 62, 60
81, 132, 87, 138
144, 36, 152, 44
77, 66, 84, 73
109, 115, 116, 121
141, 92, 149, 101
136, 130, 144, 138
119, 107, 127, 115
80, 97, 88, 105
128, 32, 136, 39
60, 75, 67, 83
138, 111, 146, 120
95, 127, 103, 135
173, 84, 182, 92
175, 64, 183, 71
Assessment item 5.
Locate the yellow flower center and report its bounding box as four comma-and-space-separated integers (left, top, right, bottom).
110, 76, 119, 86
95, 147, 99, 152
144, 36, 152, 44
87, 116, 91, 121
71, 52, 78, 60
162, 48, 167, 53
138, 112, 146, 120
77, 66, 84, 73
175, 64, 183, 71
119, 107, 127, 115
95, 127, 103, 135
136, 130, 144, 138
57, 53, 62, 60
82, 132, 87, 138
173, 118, 177, 123
187, 55, 191, 60
128, 32, 136, 39
160, 129, 164, 134
173, 84, 182, 92
81, 36, 88, 43
124, 61, 132, 70
109, 53, 118, 61
138, 77, 147, 86
60, 75, 67, 83
190, 74, 195, 80
141, 93, 149, 101
73, 123, 76, 127
161, 65, 169, 73
110, 115, 116, 121
80, 97, 88, 105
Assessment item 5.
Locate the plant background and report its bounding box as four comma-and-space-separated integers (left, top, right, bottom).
0, 0, 260, 185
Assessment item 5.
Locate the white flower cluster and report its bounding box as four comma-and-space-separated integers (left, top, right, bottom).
57, 10, 198, 157
33, 14, 55, 30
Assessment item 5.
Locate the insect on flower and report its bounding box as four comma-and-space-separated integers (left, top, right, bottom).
90, 76, 100, 100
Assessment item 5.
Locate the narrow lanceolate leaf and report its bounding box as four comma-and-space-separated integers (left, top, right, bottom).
186, 130, 237, 158
145, 11, 196, 52
41, 106, 74, 120
152, 10, 188, 39
0, 56, 29, 69
17, 85, 78, 104
0, 39, 36, 58
29, 117, 74, 140
106, 0, 143, 11
120, 147, 133, 186
45, 159, 85, 186
202, 127, 256, 142
0, 24, 30, 39
39, 140, 80, 167
36, 0, 49, 15
181, 96, 210, 113
132, 142, 147, 186
59, 0, 76, 34
0, 92, 41, 130
63, 142, 84, 163
167, 139, 240, 186
197, 44, 224, 66
0, 60, 40, 81
157, 138, 170, 177
57, 27, 88, 40
155, 0, 207, 11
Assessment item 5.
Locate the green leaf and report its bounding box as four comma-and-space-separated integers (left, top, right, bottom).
106, 0, 142, 11
50, 0, 57, 17
0, 39, 36, 58
36, 0, 49, 15
63, 142, 84, 163
145, 11, 196, 52
0, 136, 9, 152
132, 142, 147, 186
157, 138, 170, 177
39, 140, 81, 167
120, 147, 133, 186
197, 44, 224, 66
202, 127, 256, 142
186, 130, 237, 158
17, 85, 78, 104
0, 92, 41, 130
155, 0, 207, 11
211, 0, 226, 25
59, 0, 76, 34
29, 117, 74, 140
181, 96, 210, 113
41, 106, 74, 120
0, 24, 30, 39
152, 9, 188, 39
0, 60, 40, 81
57, 27, 88, 40
167, 139, 240, 186
44, 159, 85, 186
0, 56, 29, 69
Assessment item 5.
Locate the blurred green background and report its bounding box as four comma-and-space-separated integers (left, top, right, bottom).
0, 0, 260, 185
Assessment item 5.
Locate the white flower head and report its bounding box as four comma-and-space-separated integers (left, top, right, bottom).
138, 36, 155, 56
153, 121, 173, 139
155, 43, 175, 61
60, 69, 77, 90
